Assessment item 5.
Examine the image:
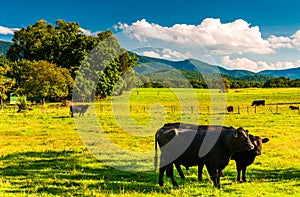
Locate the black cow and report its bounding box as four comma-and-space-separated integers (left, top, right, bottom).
251, 100, 265, 106
155, 123, 254, 188
227, 106, 234, 113
289, 105, 299, 110
177, 134, 269, 182
70, 105, 89, 117
230, 135, 269, 182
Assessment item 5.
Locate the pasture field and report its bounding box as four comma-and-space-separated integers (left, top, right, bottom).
0, 88, 299, 196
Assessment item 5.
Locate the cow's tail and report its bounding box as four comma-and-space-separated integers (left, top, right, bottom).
154, 132, 158, 171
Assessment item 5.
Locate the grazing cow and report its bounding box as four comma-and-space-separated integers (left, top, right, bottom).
155, 123, 254, 188
289, 105, 299, 110
177, 134, 269, 182
227, 106, 234, 113
251, 100, 265, 106
70, 105, 89, 117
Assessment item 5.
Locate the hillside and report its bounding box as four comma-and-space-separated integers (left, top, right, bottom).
0, 40, 11, 55
259, 68, 300, 79
134, 54, 300, 80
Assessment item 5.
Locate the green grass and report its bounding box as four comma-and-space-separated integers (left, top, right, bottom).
0, 88, 299, 196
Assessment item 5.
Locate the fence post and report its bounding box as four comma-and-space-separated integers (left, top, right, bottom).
238, 106, 240, 114
247, 106, 249, 115
254, 106, 257, 113
276, 104, 278, 113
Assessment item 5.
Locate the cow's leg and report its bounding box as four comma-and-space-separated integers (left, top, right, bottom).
236, 162, 242, 182
158, 166, 166, 186
198, 163, 205, 181
206, 164, 219, 188
216, 169, 223, 188
174, 163, 185, 179
166, 164, 178, 187
241, 166, 247, 182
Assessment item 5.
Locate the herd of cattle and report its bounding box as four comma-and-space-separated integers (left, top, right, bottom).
154, 123, 269, 188
227, 99, 299, 113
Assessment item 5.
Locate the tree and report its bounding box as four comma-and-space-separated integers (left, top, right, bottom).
0, 55, 15, 109
11, 60, 73, 104
73, 34, 138, 101
6, 19, 101, 77
7, 19, 138, 99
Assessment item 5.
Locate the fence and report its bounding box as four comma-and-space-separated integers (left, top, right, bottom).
96, 103, 300, 115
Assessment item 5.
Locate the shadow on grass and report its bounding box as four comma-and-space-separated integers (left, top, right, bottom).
1, 151, 299, 195
0, 150, 172, 195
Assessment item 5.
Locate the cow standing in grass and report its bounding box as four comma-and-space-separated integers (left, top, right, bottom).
155, 123, 254, 188
70, 105, 89, 117
251, 100, 265, 106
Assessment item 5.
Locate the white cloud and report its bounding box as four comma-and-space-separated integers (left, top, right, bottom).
0, 26, 20, 35
79, 28, 92, 36
138, 48, 191, 60
117, 18, 275, 55
268, 35, 293, 49
291, 30, 300, 49
142, 51, 161, 58
162, 48, 192, 59
221, 55, 297, 72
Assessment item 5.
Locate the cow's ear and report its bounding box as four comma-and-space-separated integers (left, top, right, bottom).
262, 138, 269, 143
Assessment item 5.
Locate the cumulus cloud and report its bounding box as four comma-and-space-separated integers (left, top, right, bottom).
221, 55, 297, 72
117, 18, 275, 55
142, 50, 161, 58
267, 30, 300, 50
291, 30, 300, 49
268, 35, 293, 49
139, 48, 192, 60
0, 26, 20, 34
79, 27, 101, 36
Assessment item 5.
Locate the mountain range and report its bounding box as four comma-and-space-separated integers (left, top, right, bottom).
1, 40, 300, 79
134, 54, 300, 80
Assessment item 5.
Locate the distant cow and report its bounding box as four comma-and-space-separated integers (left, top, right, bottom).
70, 105, 89, 117
177, 134, 269, 182
227, 106, 234, 113
155, 123, 254, 188
251, 100, 265, 106
289, 105, 299, 110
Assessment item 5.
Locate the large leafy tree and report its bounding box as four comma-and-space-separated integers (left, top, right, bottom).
11, 60, 73, 104
0, 55, 15, 109
7, 19, 138, 99
73, 33, 138, 101
6, 19, 100, 77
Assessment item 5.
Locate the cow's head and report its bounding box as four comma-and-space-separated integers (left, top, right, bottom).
229, 127, 254, 154
250, 135, 269, 156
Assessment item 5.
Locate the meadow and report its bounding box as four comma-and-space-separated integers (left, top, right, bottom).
0, 88, 299, 196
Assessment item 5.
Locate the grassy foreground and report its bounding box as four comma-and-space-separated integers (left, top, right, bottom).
0, 88, 299, 196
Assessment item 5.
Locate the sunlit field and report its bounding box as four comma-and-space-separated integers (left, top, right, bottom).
0, 88, 299, 196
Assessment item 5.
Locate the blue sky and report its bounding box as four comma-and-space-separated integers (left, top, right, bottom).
1, 0, 300, 72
